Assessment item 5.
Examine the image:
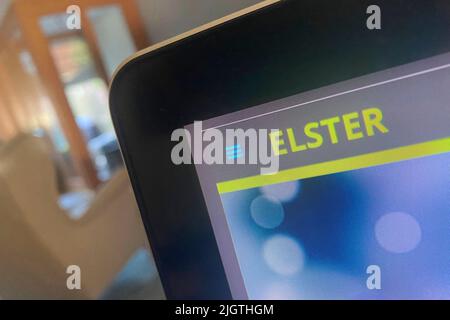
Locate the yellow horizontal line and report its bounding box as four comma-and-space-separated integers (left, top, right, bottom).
217, 137, 450, 194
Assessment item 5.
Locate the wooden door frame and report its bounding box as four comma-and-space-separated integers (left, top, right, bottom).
7, 0, 149, 188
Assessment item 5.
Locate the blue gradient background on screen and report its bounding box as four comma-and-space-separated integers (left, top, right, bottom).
219, 152, 450, 299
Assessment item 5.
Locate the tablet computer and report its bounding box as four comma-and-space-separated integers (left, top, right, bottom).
109, 0, 450, 299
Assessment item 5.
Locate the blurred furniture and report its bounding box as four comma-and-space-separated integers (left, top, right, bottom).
88, 132, 122, 181
0, 0, 149, 189
0, 134, 148, 299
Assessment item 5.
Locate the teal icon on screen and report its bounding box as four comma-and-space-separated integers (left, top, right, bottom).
226, 144, 243, 160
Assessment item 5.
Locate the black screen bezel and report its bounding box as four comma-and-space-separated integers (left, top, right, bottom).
109, 0, 450, 299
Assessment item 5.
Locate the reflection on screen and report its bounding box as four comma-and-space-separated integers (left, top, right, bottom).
193, 53, 450, 299
220, 152, 450, 299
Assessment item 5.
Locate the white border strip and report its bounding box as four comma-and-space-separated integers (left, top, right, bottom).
203, 62, 450, 132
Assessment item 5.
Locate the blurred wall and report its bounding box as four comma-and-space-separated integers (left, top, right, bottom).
136, 0, 262, 43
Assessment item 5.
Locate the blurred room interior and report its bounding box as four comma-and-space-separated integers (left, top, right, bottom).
0, 0, 261, 299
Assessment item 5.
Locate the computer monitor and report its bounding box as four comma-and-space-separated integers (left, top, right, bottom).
110, 0, 450, 299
